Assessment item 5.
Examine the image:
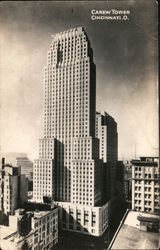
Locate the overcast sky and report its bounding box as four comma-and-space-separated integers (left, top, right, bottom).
0, 1, 158, 161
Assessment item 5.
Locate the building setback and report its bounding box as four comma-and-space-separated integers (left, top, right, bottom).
131, 157, 159, 214
0, 158, 28, 215
33, 27, 111, 236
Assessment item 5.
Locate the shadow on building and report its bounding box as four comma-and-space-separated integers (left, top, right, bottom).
56, 159, 127, 250
57, 208, 109, 250
0, 210, 8, 226
108, 194, 127, 244
57, 195, 127, 250
107, 161, 128, 243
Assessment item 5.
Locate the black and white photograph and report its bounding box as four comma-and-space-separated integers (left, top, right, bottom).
0, 1, 159, 249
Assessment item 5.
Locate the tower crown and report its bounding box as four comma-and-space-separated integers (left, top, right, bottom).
47, 26, 92, 66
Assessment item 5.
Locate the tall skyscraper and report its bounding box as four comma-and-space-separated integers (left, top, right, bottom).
33, 27, 111, 236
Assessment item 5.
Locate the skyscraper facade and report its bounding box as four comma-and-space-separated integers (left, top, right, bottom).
33, 27, 110, 236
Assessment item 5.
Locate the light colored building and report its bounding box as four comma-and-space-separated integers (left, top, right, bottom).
33, 27, 110, 236
0, 204, 58, 250
33, 139, 56, 202
16, 157, 33, 180
0, 158, 28, 215
131, 157, 159, 214
108, 210, 159, 249
55, 201, 108, 237
96, 111, 118, 199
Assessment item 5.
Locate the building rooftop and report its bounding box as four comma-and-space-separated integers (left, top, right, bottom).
33, 210, 52, 219
111, 224, 159, 249
16, 157, 33, 162
24, 201, 58, 212
0, 206, 58, 249
109, 211, 159, 250
0, 224, 33, 250
131, 157, 159, 164
0, 225, 16, 240
0, 225, 19, 250
131, 159, 158, 167
14, 202, 58, 220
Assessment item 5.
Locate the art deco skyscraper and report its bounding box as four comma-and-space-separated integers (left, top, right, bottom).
33, 27, 109, 236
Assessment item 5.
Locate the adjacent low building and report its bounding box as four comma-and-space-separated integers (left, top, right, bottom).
124, 161, 132, 208
116, 161, 124, 196
0, 158, 28, 215
108, 156, 160, 249
108, 210, 159, 249
17, 157, 33, 192
131, 157, 159, 214
55, 201, 109, 237
0, 203, 58, 250
16, 157, 33, 181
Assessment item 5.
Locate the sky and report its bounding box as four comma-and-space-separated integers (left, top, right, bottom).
0, 0, 158, 161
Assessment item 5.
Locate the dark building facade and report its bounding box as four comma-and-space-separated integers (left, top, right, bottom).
96, 111, 118, 200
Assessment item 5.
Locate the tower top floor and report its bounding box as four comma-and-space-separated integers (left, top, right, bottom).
51, 27, 86, 39
47, 26, 93, 65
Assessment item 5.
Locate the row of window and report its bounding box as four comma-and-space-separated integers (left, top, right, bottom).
45, 66, 89, 76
